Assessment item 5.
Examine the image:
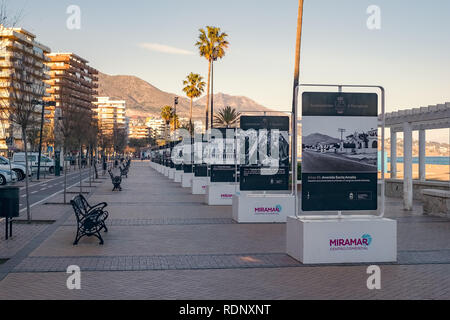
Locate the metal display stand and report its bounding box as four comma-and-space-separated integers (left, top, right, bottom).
287, 84, 397, 264
231, 111, 296, 223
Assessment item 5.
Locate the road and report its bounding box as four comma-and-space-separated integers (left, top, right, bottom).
302, 150, 378, 173
17, 169, 94, 213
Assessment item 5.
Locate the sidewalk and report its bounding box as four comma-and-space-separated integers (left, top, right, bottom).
0, 161, 449, 299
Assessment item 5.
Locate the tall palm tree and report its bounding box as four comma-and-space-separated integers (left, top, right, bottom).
161, 105, 173, 141
195, 26, 229, 131
214, 106, 240, 128
182, 73, 205, 134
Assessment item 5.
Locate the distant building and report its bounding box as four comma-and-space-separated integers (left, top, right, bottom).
129, 117, 150, 140
44, 52, 98, 148
0, 27, 51, 155
146, 117, 165, 139
93, 97, 127, 137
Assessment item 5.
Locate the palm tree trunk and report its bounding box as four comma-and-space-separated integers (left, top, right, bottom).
292, 0, 304, 217
205, 60, 212, 131
22, 128, 31, 222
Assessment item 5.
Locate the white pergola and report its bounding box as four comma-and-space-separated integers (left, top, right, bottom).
382, 102, 450, 210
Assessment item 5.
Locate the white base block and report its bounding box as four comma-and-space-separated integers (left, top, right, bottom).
174, 170, 183, 183
164, 167, 170, 177
192, 177, 210, 195
232, 194, 295, 223
286, 216, 397, 264
168, 168, 176, 180
205, 183, 239, 206
181, 173, 194, 188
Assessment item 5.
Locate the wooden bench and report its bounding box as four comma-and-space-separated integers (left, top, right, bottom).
70, 195, 109, 245
422, 189, 450, 218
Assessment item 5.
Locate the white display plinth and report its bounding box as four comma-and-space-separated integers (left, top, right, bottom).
181, 173, 194, 188
205, 183, 239, 206
164, 166, 170, 177
192, 177, 210, 195
168, 168, 176, 180
286, 216, 397, 264
174, 170, 183, 183
232, 194, 295, 223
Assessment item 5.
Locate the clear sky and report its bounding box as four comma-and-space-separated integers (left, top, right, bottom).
8, 0, 450, 142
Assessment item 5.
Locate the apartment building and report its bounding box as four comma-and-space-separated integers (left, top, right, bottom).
129, 117, 150, 140
44, 53, 98, 145
0, 27, 51, 155
93, 97, 127, 137
146, 117, 165, 139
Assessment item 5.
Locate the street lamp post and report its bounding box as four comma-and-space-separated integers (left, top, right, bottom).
33, 99, 56, 180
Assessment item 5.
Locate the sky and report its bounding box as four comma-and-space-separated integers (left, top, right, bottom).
8, 0, 450, 142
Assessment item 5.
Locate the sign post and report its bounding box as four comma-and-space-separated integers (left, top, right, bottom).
232, 116, 295, 223
286, 85, 397, 264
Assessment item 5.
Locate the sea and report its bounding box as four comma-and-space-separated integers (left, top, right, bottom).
389, 156, 450, 165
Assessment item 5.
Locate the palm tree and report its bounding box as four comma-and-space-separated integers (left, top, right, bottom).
182, 73, 205, 134
195, 26, 229, 131
170, 113, 180, 131
161, 105, 173, 141
214, 106, 240, 128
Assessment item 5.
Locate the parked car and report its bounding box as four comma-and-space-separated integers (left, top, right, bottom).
0, 168, 18, 185
0, 156, 27, 181
12, 152, 56, 174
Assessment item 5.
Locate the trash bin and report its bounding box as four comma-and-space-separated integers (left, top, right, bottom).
0, 186, 19, 218
0, 186, 19, 240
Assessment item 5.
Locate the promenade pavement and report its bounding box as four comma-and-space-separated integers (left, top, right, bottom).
0, 161, 449, 300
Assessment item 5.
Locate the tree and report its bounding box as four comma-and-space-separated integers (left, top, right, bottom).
195, 26, 229, 131
113, 127, 127, 155
170, 113, 180, 132
0, 61, 47, 221
214, 106, 240, 128
161, 105, 173, 141
56, 104, 80, 203
182, 73, 205, 134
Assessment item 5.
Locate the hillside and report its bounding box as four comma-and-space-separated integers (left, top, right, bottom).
303, 133, 341, 145
97, 72, 277, 119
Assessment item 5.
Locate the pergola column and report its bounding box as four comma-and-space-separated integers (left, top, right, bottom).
419, 129, 426, 181
390, 128, 397, 179
403, 122, 413, 211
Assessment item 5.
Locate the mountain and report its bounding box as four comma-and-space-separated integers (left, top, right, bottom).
302, 133, 341, 145
196, 92, 274, 114
97, 72, 277, 119
97, 72, 190, 118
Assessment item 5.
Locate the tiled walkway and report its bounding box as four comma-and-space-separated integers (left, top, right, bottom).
0, 161, 450, 300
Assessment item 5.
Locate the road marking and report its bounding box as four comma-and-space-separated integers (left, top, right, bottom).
31, 191, 38, 194
40, 188, 47, 191
19, 177, 90, 213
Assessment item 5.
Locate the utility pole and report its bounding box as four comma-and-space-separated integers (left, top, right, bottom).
34, 100, 56, 180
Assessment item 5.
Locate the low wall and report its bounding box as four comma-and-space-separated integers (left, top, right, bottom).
422, 189, 450, 218
385, 179, 450, 201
